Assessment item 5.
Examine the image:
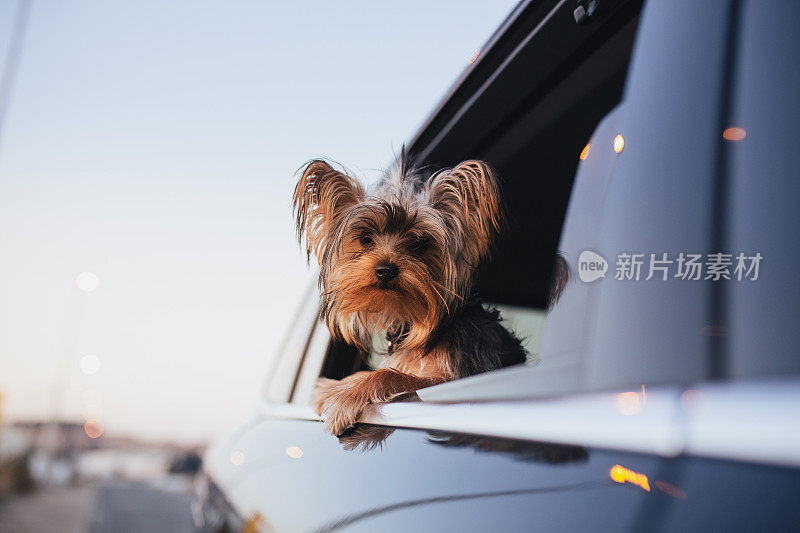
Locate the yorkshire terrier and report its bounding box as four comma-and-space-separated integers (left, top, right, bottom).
293, 155, 535, 435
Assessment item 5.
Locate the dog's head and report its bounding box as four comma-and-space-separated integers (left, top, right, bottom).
293, 157, 503, 351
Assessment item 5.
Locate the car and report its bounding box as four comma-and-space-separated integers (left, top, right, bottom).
194, 0, 800, 531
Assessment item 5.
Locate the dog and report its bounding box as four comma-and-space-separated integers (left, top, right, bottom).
293, 154, 559, 435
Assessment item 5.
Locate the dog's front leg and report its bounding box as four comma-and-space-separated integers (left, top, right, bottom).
313, 369, 444, 435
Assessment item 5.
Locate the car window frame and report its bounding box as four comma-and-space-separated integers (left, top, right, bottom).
263, 279, 321, 404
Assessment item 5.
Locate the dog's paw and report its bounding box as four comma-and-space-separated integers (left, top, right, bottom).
312, 377, 340, 416
320, 396, 363, 435
313, 380, 369, 435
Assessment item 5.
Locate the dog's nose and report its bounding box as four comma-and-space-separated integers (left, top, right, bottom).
375, 263, 399, 282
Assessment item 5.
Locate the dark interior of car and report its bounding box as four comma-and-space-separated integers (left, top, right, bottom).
467, 13, 642, 309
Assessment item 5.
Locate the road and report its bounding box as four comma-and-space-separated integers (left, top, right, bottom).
90, 479, 203, 533
0, 484, 94, 533
0, 479, 206, 533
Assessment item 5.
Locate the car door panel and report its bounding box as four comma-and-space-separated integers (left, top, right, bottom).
205, 416, 800, 532
208, 417, 663, 532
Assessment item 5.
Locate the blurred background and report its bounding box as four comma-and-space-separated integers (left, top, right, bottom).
0, 0, 517, 530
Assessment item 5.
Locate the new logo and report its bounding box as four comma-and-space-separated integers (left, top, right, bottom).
578, 250, 608, 282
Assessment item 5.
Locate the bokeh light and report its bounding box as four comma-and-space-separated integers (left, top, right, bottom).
76, 271, 100, 292
613, 134, 625, 153
285, 446, 303, 459
722, 126, 746, 141
79, 354, 101, 375
230, 450, 245, 466
84, 419, 104, 439
616, 391, 643, 415
610, 464, 650, 491
655, 480, 687, 499
680, 388, 703, 411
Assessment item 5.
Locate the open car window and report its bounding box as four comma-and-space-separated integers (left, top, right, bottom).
289, 0, 644, 404
492, 304, 547, 364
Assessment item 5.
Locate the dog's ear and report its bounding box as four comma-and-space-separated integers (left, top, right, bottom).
547, 252, 570, 311
293, 160, 364, 263
427, 160, 503, 266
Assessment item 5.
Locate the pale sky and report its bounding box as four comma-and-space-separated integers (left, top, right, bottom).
0, 0, 519, 444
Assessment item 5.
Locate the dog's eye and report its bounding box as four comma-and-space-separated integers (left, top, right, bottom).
358, 234, 373, 246
409, 237, 429, 254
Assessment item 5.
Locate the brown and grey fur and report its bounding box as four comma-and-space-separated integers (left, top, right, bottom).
293, 155, 529, 434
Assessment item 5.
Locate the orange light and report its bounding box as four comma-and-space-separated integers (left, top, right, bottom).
610, 464, 650, 491
469, 50, 480, 65
723, 126, 746, 141
84, 419, 104, 439
580, 143, 591, 160
243, 513, 267, 533
613, 134, 625, 153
